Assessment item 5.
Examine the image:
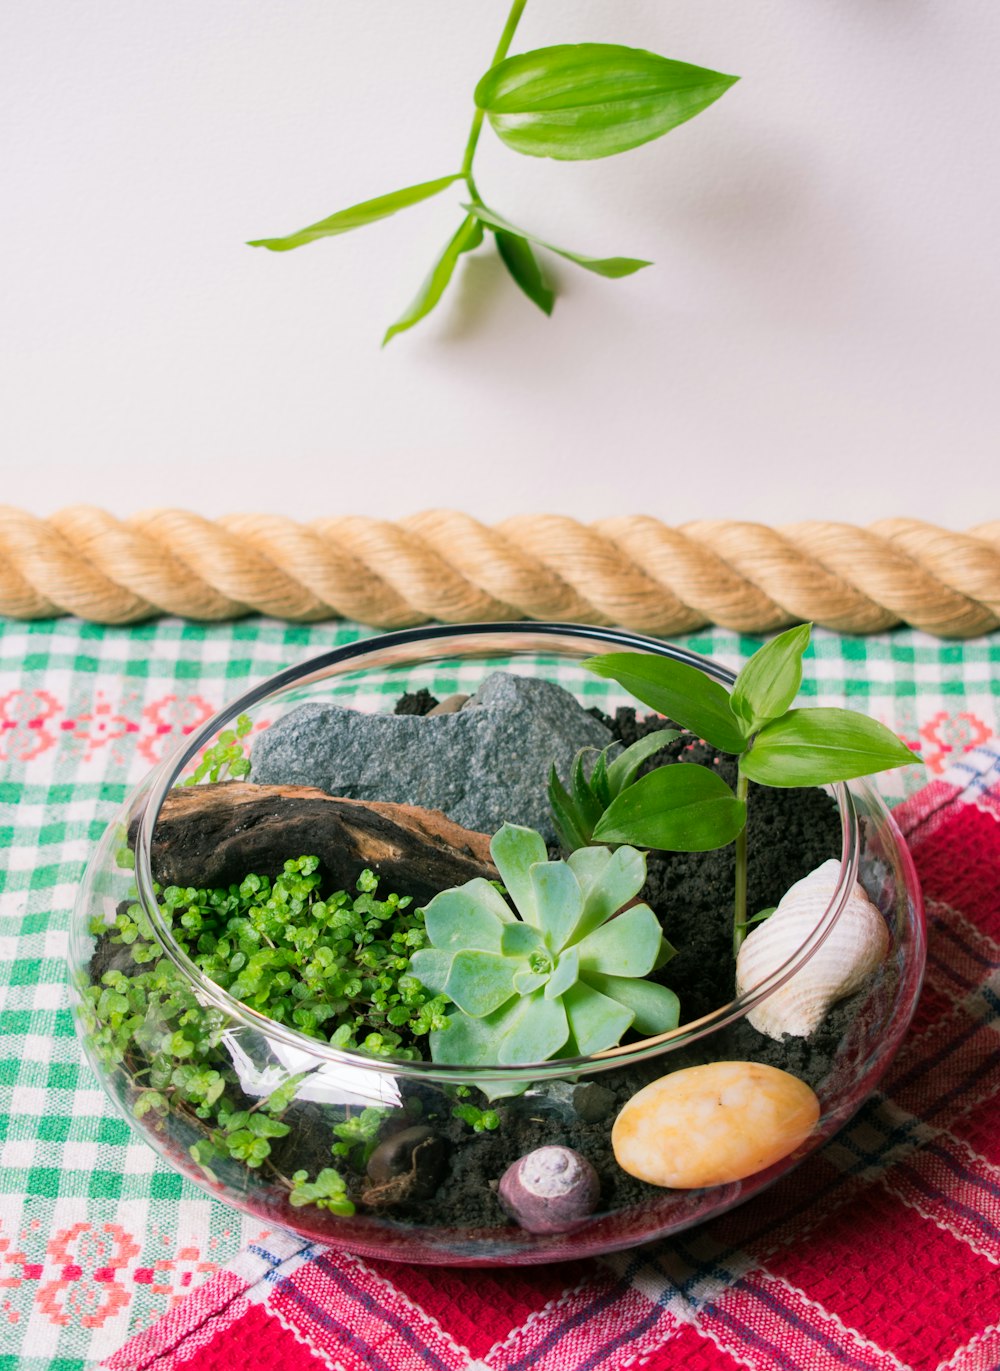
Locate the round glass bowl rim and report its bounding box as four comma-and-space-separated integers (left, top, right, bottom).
133, 621, 882, 1087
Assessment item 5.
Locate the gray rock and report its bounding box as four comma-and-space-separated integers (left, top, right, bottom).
572, 1082, 617, 1123
250, 671, 610, 842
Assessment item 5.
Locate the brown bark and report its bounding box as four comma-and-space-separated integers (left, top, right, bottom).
134, 782, 497, 903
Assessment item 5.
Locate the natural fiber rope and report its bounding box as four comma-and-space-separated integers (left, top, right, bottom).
1, 506, 998, 638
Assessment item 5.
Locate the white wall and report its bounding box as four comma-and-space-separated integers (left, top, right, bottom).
1, 1, 998, 526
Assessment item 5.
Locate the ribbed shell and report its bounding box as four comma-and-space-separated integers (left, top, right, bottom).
735, 858, 889, 1040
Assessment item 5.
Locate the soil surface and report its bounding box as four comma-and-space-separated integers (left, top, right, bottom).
92, 693, 860, 1234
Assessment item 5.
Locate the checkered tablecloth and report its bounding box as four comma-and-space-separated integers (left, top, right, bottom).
0, 617, 998, 1370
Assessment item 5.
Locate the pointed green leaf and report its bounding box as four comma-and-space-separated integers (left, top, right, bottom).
590, 749, 612, 808
249, 174, 461, 251
548, 765, 589, 852
568, 845, 647, 941
407, 948, 453, 996
495, 993, 569, 1065
584, 653, 747, 753
576, 902, 663, 978
545, 944, 580, 1000
741, 708, 920, 786
605, 728, 680, 797
475, 44, 738, 162
422, 879, 512, 952
531, 861, 584, 952
572, 751, 603, 831
593, 763, 746, 851
731, 624, 812, 731
654, 935, 677, 970
494, 229, 554, 314
580, 973, 680, 1035
467, 202, 648, 279
445, 951, 517, 1018
562, 982, 634, 1054
383, 213, 483, 345
490, 823, 548, 924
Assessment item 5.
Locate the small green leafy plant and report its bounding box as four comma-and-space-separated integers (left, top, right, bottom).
249, 0, 738, 341
584, 624, 919, 954
409, 822, 679, 1092
548, 729, 679, 851
160, 859, 450, 1059
184, 713, 253, 786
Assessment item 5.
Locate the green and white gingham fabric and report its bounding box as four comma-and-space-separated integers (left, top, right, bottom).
0, 616, 998, 1370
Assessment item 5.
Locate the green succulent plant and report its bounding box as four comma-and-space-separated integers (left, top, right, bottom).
548, 729, 679, 852
409, 823, 679, 1088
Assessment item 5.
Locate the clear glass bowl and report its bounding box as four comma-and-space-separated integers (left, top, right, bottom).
68, 624, 925, 1265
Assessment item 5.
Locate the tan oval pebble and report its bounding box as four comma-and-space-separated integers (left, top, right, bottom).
612, 1061, 820, 1189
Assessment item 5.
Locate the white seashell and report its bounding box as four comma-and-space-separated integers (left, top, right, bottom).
735, 858, 889, 1041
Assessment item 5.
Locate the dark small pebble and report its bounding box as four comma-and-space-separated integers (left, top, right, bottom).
572, 1083, 617, 1123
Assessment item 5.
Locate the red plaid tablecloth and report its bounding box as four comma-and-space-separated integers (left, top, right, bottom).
103, 744, 1000, 1371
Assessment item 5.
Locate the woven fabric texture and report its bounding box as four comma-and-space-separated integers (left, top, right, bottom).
0, 617, 997, 1369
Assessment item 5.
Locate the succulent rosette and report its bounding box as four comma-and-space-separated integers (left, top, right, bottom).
409, 822, 679, 1087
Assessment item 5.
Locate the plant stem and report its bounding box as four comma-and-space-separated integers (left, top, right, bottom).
732, 771, 749, 958
460, 0, 530, 200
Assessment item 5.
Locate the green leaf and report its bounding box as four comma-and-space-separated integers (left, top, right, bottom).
490, 823, 548, 925
500, 922, 545, 958
576, 902, 663, 978
572, 751, 604, 833
494, 229, 554, 314
731, 624, 812, 731
605, 728, 680, 797
585, 653, 747, 753
581, 972, 679, 1036
548, 765, 589, 852
593, 763, 746, 851
467, 202, 649, 279
383, 213, 484, 346
475, 44, 738, 162
445, 950, 517, 1018
590, 750, 612, 808
495, 991, 569, 1065
429, 1009, 503, 1067
545, 944, 580, 1000
531, 861, 584, 951
422, 879, 512, 952
248, 174, 461, 251
562, 982, 634, 1055
407, 948, 454, 996
567, 845, 646, 940
741, 708, 920, 786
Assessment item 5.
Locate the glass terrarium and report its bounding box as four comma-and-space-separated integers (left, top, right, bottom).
68, 624, 925, 1266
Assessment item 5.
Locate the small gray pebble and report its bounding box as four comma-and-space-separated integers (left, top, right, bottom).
572, 1083, 617, 1123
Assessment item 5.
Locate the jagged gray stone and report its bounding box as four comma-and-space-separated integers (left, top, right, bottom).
249, 671, 611, 842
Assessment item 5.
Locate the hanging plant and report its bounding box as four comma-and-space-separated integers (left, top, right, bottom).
248, 0, 738, 341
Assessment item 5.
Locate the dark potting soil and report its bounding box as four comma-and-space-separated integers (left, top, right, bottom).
91, 696, 860, 1233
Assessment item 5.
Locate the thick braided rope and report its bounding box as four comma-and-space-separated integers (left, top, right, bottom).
0, 506, 998, 638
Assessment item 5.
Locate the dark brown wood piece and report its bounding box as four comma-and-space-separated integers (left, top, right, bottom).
134, 782, 497, 904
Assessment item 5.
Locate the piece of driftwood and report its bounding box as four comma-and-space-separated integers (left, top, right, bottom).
132, 782, 497, 903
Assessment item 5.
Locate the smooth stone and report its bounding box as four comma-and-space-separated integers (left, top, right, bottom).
612, 1061, 820, 1189
250, 671, 610, 842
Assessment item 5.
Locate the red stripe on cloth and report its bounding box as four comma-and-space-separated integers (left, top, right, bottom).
269, 1249, 471, 1371
386, 1261, 594, 1360
166, 1302, 311, 1371
882, 1134, 1000, 1264
700, 1271, 906, 1371
763, 1184, 1000, 1370
104, 1271, 250, 1371
911, 806, 1000, 939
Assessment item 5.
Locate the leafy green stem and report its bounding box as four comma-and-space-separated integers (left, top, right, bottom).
460, 0, 530, 198
732, 770, 749, 957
